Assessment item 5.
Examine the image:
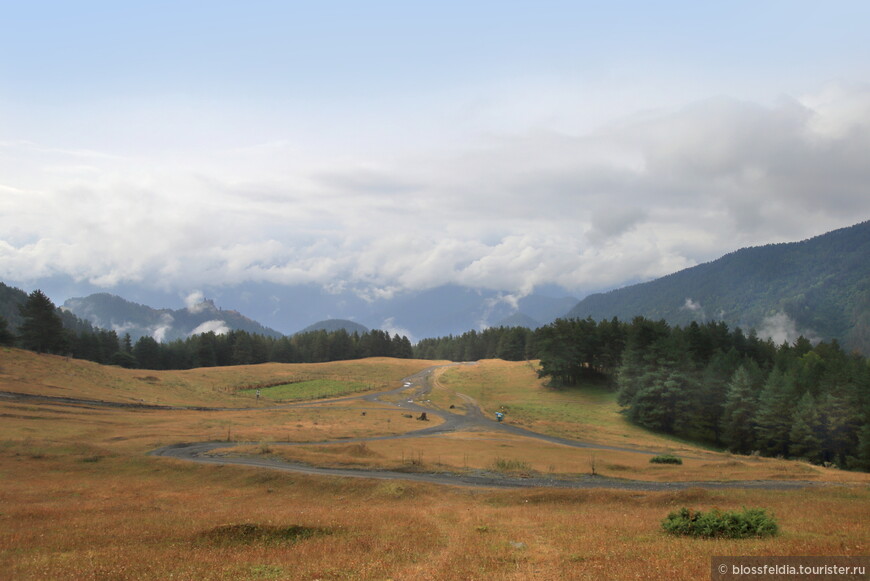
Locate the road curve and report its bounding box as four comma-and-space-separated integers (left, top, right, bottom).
148, 440, 821, 491
148, 365, 825, 491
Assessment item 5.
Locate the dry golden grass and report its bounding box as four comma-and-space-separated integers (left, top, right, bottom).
437, 360, 722, 451
1, 348, 869, 580
225, 431, 870, 484
0, 347, 446, 406
2, 444, 868, 581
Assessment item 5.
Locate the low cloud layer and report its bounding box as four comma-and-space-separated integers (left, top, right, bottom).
757, 312, 820, 346
190, 320, 231, 336
2, 84, 869, 300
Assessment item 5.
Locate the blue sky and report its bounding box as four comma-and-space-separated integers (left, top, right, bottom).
2, 1, 870, 304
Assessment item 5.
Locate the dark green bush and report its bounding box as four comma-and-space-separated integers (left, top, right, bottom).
197, 523, 329, 546
649, 454, 682, 464
662, 507, 778, 539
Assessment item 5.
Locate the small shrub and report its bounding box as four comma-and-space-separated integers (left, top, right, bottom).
492, 457, 532, 472
661, 507, 779, 539
197, 523, 329, 546
650, 454, 683, 465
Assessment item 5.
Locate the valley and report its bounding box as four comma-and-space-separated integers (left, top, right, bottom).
1, 349, 867, 579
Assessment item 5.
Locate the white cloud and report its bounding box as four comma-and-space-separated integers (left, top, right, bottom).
757, 312, 819, 346
190, 320, 230, 336
1, 84, 869, 300
184, 291, 206, 313
151, 313, 174, 342
379, 317, 415, 343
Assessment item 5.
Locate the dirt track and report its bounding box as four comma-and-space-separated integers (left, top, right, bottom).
146, 364, 826, 492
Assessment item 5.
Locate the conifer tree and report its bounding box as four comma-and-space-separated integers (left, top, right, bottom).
852, 420, 870, 470
0, 315, 13, 346
17, 289, 68, 354
753, 368, 794, 456
721, 365, 758, 454
789, 391, 822, 462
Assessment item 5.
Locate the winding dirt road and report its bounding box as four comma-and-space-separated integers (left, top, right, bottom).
147, 364, 825, 491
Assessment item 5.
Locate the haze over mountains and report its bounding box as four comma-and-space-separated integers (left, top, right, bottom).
33, 220, 865, 355
60, 292, 284, 343
59, 285, 577, 343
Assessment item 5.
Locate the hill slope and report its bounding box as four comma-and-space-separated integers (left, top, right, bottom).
567, 221, 870, 353
495, 312, 542, 329
297, 319, 369, 334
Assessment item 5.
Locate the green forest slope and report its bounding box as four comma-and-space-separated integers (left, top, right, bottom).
568, 221, 870, 354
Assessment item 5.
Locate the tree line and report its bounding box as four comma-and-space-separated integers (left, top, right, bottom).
0, 289, 414, 369
413, 326, 533, 361
4, 288, 868, 470
413, 316, 870, 470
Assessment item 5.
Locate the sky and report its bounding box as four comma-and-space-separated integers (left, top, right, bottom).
2, 0, 870, 306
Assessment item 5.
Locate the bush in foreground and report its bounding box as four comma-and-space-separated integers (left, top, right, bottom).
661, 507, 779, 539
649, 454, 682, 464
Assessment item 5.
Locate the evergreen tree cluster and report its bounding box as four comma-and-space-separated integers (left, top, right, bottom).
413, 326, 533, 361
126, 327, 413, 370
529, 316, 870, 470
0, 289, 414, 370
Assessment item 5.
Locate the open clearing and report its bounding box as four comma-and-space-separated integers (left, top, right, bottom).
1, 348, 868, 580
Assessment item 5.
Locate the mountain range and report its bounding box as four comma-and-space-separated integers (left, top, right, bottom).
3, 220, 868, 353
58, 284, 577, 342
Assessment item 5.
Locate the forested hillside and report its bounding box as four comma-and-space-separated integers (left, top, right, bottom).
567, 221, 870, 354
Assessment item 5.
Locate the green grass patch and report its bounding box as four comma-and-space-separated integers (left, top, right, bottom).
196, 523, 330, 546
650, 454, 683, 465
661, 507, 779, 539
242, 379, 372, 401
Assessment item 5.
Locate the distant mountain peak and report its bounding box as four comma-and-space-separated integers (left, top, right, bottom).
63, 293, 283, 342
187, 298, 218, 314
495, 312, 542, 329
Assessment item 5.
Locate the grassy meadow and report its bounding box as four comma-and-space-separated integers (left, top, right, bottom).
1, 348, 868, 580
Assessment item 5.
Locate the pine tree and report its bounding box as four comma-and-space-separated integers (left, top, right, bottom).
817, 393, 854, 465
852, 419, 870, 470
17, 289, 69, 354
133, 336, 163, 369
753, 368, 794, 457
789, 391, 822, 462
695, 349, 741, 445
0, 315, 13, 346
721, 366, 758, 454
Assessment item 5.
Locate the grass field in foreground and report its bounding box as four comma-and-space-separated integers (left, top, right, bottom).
2, 442, 868, 581
1, 349, 868, 580
223, 431, 870, 484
